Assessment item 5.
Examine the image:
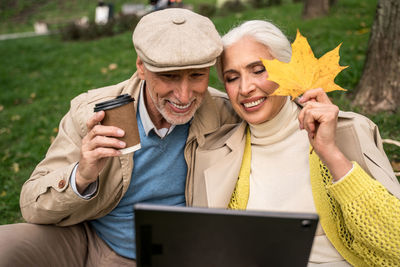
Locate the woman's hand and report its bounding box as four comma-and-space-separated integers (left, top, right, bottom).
298, 88, 337, 155
298, 88, 352, 181
76, 111, 126, 193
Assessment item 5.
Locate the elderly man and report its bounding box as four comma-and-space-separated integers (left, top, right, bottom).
0, 8, 237, 266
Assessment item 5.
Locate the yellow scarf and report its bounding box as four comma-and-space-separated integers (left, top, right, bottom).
228, 127, 251, 210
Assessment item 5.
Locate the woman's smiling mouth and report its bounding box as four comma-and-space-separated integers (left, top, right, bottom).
242, 97, 266, 110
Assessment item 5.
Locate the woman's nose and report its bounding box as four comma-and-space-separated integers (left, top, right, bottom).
239, 76, 256, 96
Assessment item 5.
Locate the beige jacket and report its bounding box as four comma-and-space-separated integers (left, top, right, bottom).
20, 72, 239, 225
191, 111, 400, 207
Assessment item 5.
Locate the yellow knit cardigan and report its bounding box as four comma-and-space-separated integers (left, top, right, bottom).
229, 132, 400, 266
310, 148, 400, 266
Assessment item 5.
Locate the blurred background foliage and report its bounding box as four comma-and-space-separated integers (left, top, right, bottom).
0, 0, 398, 225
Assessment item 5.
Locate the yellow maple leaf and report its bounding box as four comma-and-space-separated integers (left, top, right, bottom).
261, 30, 348, 100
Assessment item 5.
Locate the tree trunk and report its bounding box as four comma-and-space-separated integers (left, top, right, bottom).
302, 0, 329, 19
329, 0, 338, 6
353, 0, 400, 112
268, 0, 282, 6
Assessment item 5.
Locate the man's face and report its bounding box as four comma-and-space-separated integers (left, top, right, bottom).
137, 58, 210, 125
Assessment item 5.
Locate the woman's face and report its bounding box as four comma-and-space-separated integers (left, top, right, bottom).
222, 37, 287, 125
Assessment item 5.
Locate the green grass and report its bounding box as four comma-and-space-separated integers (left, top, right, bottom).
1, 0, 399, 225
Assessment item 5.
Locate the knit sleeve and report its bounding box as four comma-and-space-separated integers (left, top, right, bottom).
327, 162, 400, 266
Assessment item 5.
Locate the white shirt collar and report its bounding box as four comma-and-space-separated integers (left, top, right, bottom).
138, 81, 175, 138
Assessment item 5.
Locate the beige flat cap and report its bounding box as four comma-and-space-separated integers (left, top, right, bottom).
133, 8, 222, 72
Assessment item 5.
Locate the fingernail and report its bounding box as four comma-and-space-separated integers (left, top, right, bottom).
119, 141, 126, 147
298, 96, 304, 102
117, 129, 124, 136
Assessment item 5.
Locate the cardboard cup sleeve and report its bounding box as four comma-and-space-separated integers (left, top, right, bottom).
95, 94, 141, 154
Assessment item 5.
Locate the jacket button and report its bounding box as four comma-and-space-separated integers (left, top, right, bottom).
58, 180, 65, 188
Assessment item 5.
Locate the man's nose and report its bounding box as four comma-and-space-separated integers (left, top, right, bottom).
175, 78, 192, 103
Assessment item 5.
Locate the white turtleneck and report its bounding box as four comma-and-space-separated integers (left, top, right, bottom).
246, 97, 347, 265
247, 97, 314, 213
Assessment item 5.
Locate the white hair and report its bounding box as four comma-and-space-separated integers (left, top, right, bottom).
216, 20, 292, 81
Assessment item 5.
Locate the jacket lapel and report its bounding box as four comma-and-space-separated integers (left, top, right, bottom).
203, 122, 247, 208
119, 73, 141, 193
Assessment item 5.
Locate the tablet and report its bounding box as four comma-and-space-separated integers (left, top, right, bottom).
134, 204, 318, 267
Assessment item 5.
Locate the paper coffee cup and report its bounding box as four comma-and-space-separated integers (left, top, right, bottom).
94, 94, 141, 154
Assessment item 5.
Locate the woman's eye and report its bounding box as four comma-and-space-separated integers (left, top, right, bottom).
254, 67, 265, 74
225, 77, 238, 83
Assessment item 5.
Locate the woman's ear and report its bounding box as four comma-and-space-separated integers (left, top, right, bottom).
136, 57, 145, 80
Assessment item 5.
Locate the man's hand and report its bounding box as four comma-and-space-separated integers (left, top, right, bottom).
76, 111, 126, 193
298, 88, 352, 181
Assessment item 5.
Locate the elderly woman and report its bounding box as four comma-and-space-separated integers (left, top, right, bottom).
190, 20, 400, 266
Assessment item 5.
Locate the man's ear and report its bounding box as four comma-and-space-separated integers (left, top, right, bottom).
136, 57, 145, 80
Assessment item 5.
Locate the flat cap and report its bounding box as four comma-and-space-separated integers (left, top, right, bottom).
133, 8, 223, 72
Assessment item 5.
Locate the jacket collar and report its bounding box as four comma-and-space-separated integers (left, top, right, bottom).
122, 72, 141, 110
186, 88, 224, 146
